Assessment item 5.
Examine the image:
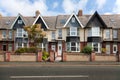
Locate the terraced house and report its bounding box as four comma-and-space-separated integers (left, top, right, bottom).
0, 10, 120, 57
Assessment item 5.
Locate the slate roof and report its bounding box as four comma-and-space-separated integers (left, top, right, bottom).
0, 13, 120, 30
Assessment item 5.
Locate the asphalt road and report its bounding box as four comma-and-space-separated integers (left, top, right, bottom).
0, 65, 120, 80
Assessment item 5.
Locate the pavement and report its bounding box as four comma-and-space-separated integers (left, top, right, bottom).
0, 61, 120, 67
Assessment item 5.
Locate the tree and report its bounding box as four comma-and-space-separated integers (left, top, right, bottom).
24, 24, 46, 47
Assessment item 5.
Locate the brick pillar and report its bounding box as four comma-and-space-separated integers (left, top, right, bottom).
116, 51, 120, 62
90, 51, 96, 61
5, 52, 10, 62
62, 51, 67, 62
37, 51, 42, 62
50, 50, 55, 62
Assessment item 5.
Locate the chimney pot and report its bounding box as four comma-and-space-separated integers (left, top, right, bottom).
35, 10, 40, 17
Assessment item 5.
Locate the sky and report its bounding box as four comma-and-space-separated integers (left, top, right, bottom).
0, 0, 120, 16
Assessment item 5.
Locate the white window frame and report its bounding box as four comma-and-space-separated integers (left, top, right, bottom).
18, 20, 22, 24
105, 29, 110, 39
88, 27, 100, 37
2, 30, 6, 38
66, 42, 80, 52
52, 31, 55, 39
8, 43, 12, 51
70, 27, 77, 36
71, 17, 75, 23
16, 28, 27, 37
58, 29, 62, 37
90, 42, 101, 53
8, 31, 12, 39
113, 29, 118, 39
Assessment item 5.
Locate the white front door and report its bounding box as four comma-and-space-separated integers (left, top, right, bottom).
113, 44, 117, 54
58, 41, 62, 56
51, 44, 56, 52
106, 44, 110, 54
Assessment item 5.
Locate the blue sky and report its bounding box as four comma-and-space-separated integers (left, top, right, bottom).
0, 0, 120, 16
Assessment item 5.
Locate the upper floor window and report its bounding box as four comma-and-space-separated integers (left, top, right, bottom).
16, 28, 27, 37
18, 20, 22, 24
58, 29, 62, 38
8, 31, 12, 39
113, 29, 118, 39
71, 17, 75, 23
2, 31, 6, 38
67, 27, 78, 36
88, 27, 100, 36
52, 31, 55, 39
105, 29, 110, 39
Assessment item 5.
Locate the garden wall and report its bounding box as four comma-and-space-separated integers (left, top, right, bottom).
66, 53, 117, 62
10, 55, 36, 61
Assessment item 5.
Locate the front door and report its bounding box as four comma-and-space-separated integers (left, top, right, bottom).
106, 44, 110, 54
51, 44, 56, 52
3, 44, 7, 51
58, 41, 62, 56
113, 44, 117, 54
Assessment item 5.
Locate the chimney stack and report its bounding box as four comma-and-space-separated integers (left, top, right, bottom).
35, 10, 40, 17
78, 10, 82, 16
0, 13, 2, 18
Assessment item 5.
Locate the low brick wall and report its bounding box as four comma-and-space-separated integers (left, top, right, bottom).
66, 53, 89, 61
66, 53, 117, 62
10, 55, 36, 62
95, 55, 116, 61
0, 55, 4, 61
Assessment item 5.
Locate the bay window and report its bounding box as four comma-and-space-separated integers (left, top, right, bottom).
16, 28, 27, 37
67, 42, 80, 52
67, 27, 78, 36
88, 27, 100, 36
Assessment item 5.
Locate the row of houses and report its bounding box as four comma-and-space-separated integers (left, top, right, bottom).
0, 10, 120, 57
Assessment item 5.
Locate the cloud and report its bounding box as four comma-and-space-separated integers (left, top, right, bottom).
113, 0, 120, 13
96, 0, 106, 9
0, 0, 63, 16
62, 0, 88, 14
0, 0, 48, 16
53, 2, 58, 9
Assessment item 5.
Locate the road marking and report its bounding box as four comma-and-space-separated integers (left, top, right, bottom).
10, 75, 89, 78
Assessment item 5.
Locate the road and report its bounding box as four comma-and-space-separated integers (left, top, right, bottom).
0, 64, 120, 80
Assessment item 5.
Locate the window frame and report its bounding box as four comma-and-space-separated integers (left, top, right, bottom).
58, 29, 62, 38
113, 29, 118, 39
2, 30, 6, 38
18, 20, 23, 24
66, 42, 80, 52
52, 31, 56, 39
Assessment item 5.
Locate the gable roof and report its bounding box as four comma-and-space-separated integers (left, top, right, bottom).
33, 14, 49, 29
11, 13, 26, 29
63, 12, 84, 28
1, 11, 120, 30
85, 11, 107, 28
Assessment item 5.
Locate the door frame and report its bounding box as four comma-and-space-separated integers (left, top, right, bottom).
106, 44, 110, 54
58, 41, 62, 56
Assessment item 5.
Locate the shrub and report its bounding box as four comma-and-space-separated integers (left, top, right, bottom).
15, 47, 40, 54
81, 46, 92, 54
42, 51, 49, 60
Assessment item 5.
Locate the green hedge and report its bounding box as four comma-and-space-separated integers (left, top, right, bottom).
15, 47, 40, 55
